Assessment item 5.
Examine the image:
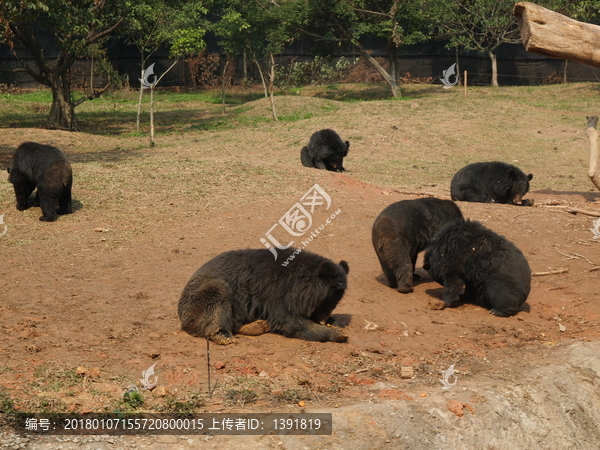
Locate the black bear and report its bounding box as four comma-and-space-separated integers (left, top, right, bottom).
300, 129, 349, 172
7, 142, 73, 222
423, 219, 531, 317
450, 161, 533, 206
372, 198, 464, 293
178, 247, 349, 344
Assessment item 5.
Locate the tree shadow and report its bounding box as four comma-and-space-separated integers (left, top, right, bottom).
67, 147, 148, 164
0, 146, 14, 170
375, 267, 432, 291
533, 188, 600, 202
425, 287, 531, 315
330, 313, 352, 328
1, 144, 149, 170
314, 85, 391, 102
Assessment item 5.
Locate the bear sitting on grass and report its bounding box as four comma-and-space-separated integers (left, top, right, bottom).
178, 248, 350, 344
7, 142, 73, 222
423, 219, 531, 317
450, 161, 533, 206
300, 129, 349, 172
372, 198, 464, 293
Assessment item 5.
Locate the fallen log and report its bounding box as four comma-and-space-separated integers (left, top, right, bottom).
513, 2, 600, 69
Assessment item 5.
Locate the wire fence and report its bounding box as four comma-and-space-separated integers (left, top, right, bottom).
2, 49, 600, 90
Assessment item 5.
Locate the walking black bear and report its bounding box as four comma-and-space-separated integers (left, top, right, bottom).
7, 142, 73, 222
372, 198, 463, 293
424, 219, 531, 317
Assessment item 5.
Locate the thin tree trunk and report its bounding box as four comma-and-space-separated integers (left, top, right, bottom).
136, 56, 145, 133
387, 40, 398, 94
563, 60, 568, 83
489, 51, 499, 87
136, 85, 144, 134
90, 56, 94, 91
221, 59, 229, 115
150, 85, 155, 147
456, 47, 461, 86
250, 51, 268, 99
268, 54, 278, 121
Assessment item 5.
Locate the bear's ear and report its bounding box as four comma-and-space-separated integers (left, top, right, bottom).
345, 141, 350, 149
507, 168, 516, 178
318, 261, 341, 279
339, 260, 349, 274
527, 173, 533, 180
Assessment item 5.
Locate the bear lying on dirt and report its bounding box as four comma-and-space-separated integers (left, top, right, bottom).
450, 161, 533, 206
372, 198, 463, 293
7, 142, 73, 222
300, 129, 349, 172
423, 219, 531, 317
178, 248, 350, 344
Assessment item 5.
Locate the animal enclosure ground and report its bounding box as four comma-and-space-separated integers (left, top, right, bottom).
0, 83, 599, 417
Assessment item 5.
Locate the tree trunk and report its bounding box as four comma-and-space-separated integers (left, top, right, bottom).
353, 39, 401, 98
387, 40, 399, 96
136, 85, 144, 134
268, 54, 278, 121
585, 115, 600, 191
489, 51, 499, 87
149, 86, 155, 147
249, 51, 269, 99
136, 55, 146, 134
514, 2, 600, 69
48, 70, 78, 130
221, 59, 229, 115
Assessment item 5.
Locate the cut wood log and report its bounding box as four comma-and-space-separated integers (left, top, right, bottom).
513, 2, 600, 68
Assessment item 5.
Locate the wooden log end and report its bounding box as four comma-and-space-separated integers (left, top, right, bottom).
586, 115, 599, 129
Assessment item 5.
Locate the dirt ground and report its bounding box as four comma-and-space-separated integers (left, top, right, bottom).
0, 88, 600, 425
1, 162, 599, 414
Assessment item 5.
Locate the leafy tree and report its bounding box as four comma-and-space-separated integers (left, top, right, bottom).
270, 0, 442, 98
125, 1, 207, 135
211, 0, 295, 119
0, 0, 128, 130
441, 0, 580, 87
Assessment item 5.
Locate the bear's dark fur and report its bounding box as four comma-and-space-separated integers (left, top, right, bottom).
178, 248, 350, 344
300, 129, 349, 172
372, 198, 464, 293
450, 161, 533, 206
423, 219, 531, 317
7, 142, 73, 222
